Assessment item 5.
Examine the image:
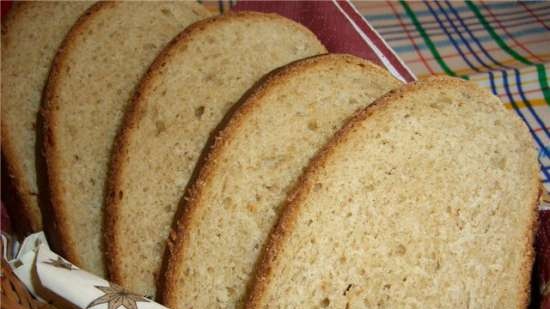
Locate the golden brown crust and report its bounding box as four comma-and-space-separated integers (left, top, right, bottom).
104, 10, 325, 296
40, 1, 116, 268
158, 54, 393, 306
102, 3, 215, 287
1, 1, 43, 234
244, 76, 541, 308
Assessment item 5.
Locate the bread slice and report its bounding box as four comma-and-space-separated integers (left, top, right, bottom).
246, 76, 541, 309
1, 1, 92, 233
41, 1, 211, 277
104, 12, 326, 298
161, 54, 401, 308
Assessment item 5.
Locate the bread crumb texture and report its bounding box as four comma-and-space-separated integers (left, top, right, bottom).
163, 54, 401, 308
247, 77, 539, 309
107, 12, 325, 298
43, 1, 210, 277
1, 1, 92, 231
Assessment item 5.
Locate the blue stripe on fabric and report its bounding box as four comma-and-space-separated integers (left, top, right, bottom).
371, 6, 550, 32
391, 26, 548, 53
500, 71, 550, 182
444, 1, 510, 69
514, 69, 550, 139
488, 71, 498, 95
425, 1, 480, 72
365, 2, 532, 21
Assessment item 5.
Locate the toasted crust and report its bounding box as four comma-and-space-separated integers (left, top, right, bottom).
159, 54, 396, 306
245, 76, 540, 308
104, 11, 325, 295
41, 1, 114, 268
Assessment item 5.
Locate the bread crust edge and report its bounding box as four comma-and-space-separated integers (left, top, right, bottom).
102, 11, 322, 295
244, 76, 541, 308
1, 2, 43, 234
159, 54, 399, 306
40, 1, 116, 269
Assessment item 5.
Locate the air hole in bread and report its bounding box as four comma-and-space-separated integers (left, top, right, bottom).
307, 120, 318, 131
339, 255, 347, 263
343, 284, 353, 296
395, 244, 406, 256
155, 120, 166, 135
313, 183, 322, 192
161, 8, 173, 17
226, 287, 236, 297
195, 106, 205, 118
144, 43, 156, 50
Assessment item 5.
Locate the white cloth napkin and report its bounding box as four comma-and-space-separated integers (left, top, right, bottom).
3, 232, 169, 309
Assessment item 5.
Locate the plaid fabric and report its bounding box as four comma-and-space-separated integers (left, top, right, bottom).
358, 1, 550, 192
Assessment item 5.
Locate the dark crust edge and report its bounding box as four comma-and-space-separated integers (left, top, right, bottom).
102, 10, 324, 295
1, 2, 43, 234
102, 2, 213, 287
244, 76, 541, 308
159, 54, 398, 306
40, 1, 118, 269
519, 184, 541, 309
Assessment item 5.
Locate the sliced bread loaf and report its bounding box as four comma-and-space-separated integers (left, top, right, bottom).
246, 77, 540, 308
1, 1, 92, 233
161, 54, 401, 308
104, 12, 326, 298
41, 1, 211, 277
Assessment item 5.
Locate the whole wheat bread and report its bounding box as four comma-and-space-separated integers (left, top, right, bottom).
41, 1, 211, 277
104, 12, 326, 298
246, 76, 540, 309
1, 1, 92, 233
161, 54, 401, 308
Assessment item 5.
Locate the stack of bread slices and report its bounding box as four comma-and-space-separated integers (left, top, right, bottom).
2, 2, 540, 308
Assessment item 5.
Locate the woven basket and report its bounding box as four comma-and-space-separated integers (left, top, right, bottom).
0, 257, 58, 309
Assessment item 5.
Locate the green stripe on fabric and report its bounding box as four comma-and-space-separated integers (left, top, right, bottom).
537, 64, 550, 106
466, 1, 533, 66
399, 0, 466, 79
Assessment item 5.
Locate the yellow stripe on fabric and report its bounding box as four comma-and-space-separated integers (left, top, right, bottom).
415, 54, 550, 78
504, 98, 548, 109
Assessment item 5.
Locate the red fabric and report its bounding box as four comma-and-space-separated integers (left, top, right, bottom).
1, 0, 12, 18
233, 0, 415, 82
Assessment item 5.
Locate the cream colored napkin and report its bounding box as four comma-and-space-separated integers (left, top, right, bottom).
3, 232, 168, 309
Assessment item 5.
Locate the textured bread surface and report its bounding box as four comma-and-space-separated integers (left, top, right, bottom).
41, 1, 211, 277
247, 76, 540, 309
104, 12, 326, 298
162, 54, 401, 308
1, 1, 92, 233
